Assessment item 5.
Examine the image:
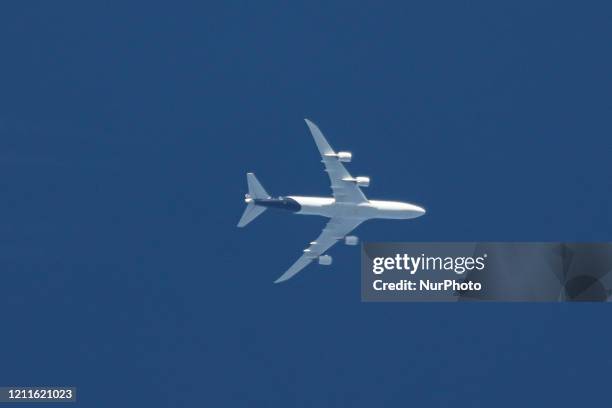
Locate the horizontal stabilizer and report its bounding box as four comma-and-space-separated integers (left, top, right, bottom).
237, 202, 266, 228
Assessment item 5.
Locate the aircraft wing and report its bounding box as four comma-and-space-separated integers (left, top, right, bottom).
274, 217, 364, 283
304, 119, 368, 204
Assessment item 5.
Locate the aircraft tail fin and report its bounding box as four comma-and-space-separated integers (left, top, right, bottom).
237, 173, 270, 227
246, 172, 269, 199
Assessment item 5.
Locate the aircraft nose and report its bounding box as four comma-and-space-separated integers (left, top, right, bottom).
415, 205, 426, 216
401, 203, 426, 218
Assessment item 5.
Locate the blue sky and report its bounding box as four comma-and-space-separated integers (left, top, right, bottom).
1, 1, 611, 406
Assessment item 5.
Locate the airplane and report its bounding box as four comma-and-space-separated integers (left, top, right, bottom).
237, 119, 426, 283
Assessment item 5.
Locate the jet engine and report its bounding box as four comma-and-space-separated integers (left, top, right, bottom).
336, 151, 352, 162
354, 176, 370, 187
344, 236, 359, 246
342, 176, 370, 187
318, 255, 333, 265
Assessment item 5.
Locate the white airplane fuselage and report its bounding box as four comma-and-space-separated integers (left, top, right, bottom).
248, 195, 426, 220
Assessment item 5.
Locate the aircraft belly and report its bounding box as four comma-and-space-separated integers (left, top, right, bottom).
297, 206, 334, 217
288, 196, 336, 217
294, 200, 370, 219
331, 203, 370, 218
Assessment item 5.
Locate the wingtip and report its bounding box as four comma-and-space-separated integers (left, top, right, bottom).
274, 273, 291, 284
304, 118, 321, 134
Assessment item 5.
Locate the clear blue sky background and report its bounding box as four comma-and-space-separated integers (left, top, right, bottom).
1, 1, 611, 406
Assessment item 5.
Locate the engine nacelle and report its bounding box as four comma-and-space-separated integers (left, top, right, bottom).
318, 255, 333, 265
345, 235, 359, 246
355, 176, 370, 187
336, 151, 352, 162
342, 176, 370, 187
